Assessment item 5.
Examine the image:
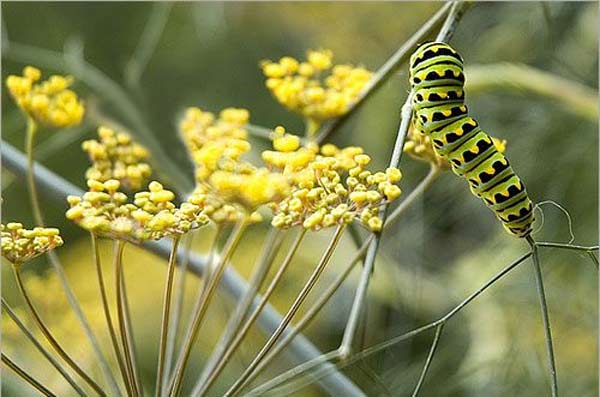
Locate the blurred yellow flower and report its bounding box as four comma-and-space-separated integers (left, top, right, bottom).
5, 66, 85, 128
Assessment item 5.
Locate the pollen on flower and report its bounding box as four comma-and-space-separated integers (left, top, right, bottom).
268, 145, 403, 232
66, 179, 208, 242
1, 223, 64, 265
5, 66, 85, 128
260, 50, 373, 135
82, 126, 152, 191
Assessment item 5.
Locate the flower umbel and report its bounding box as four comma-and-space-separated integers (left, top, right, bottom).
66, 179, 208, 243
82, 126, 152, 191
1, 223, 63, 265
261, 50, 372, 135
5, 66, 85, 128
270, 150, 402, 232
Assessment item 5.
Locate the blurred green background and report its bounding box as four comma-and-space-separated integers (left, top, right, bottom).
1, 2, 597, 396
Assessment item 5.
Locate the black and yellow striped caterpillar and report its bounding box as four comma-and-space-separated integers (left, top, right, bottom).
409, 42, 534, 238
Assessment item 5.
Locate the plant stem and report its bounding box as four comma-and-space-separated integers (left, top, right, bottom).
247, 251, 533, 396
195, 228, 305, 396
91, 234, 132, 396
114, 241, 140, 397
164, 232, 195, 388
168, 219, 248, 396
411, 324, 444, 397
224, 225, 346, 397
386, 166, 441, 228
12, 266, 107, 396
192, 228, 284, 395
121, 262, 143, 396
313, 2, 453, 144
246, 235, 371, 386
25, 118, 119, 395
156, 235, 181, 397
527, 236, 558, 397
1, 353, 57, 397
2, 299, 86, 396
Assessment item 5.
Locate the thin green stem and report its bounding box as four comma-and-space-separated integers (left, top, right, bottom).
12, 266, 107, 396
313, 2, 453, 144
246, 234, 371, 386
168, 219, 249, 396
386, 166, 441, 228
2, 299, 86, 396
156, 235, 181, 397
586, 251, 599, 270
247, 251, 532, 396
1, 353, 57, 397
25, 117, 119, 395
121, 262, 143, 396
195, 228, 306, 396
535, 242, 598, 252
411, 324, 444, 397
224, 225, 346, 397
91, 234, 131, 396
192, 228, 285, 394
164, 232, 195, 390
527, 236, 558, 397
114, 241, 140, 397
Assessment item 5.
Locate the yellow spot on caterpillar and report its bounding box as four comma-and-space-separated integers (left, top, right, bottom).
442, 109, 453, 116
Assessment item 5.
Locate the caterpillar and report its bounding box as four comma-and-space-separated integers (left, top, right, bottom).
409, 42, 534, 238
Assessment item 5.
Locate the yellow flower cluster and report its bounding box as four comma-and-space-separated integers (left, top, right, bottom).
1, 223, 63, 265
5, 66, 84, 128
404, 125, 508, 170
66, 179, 208, 242
179, 107, 291, 223
261, 50, 372, 134
266, 132, 402, 231
82, 126, 152, 191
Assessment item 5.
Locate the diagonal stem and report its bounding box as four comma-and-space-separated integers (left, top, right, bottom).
411, 324, 444, 397
314, 2, 454, 143
12, 266, 107, 396
527, 235, 558, 397
1, 352, 57, 397
156, 235, 182, 396
223, 225, 346, 397
2, 299, 86, 397
195, 228, 305, 396
168, 219, 248, 396
192, 228, 285, 395
114, 241, 140, 397
91, 233, 132, 396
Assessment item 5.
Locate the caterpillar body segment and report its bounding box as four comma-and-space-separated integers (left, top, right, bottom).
409, 42, 534, 238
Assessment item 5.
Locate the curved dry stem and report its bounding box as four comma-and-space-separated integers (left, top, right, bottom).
12, 266, 106, 396
156, 235, 181, 397
223, 225, 346, 397
91, 234, 131, 396
1, 353, 57, 397
195, 228, 305, 396
2, 299, 86, 396
114, 241, 140, 397
245, 235, 371, 387
168, 219, 248, 396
